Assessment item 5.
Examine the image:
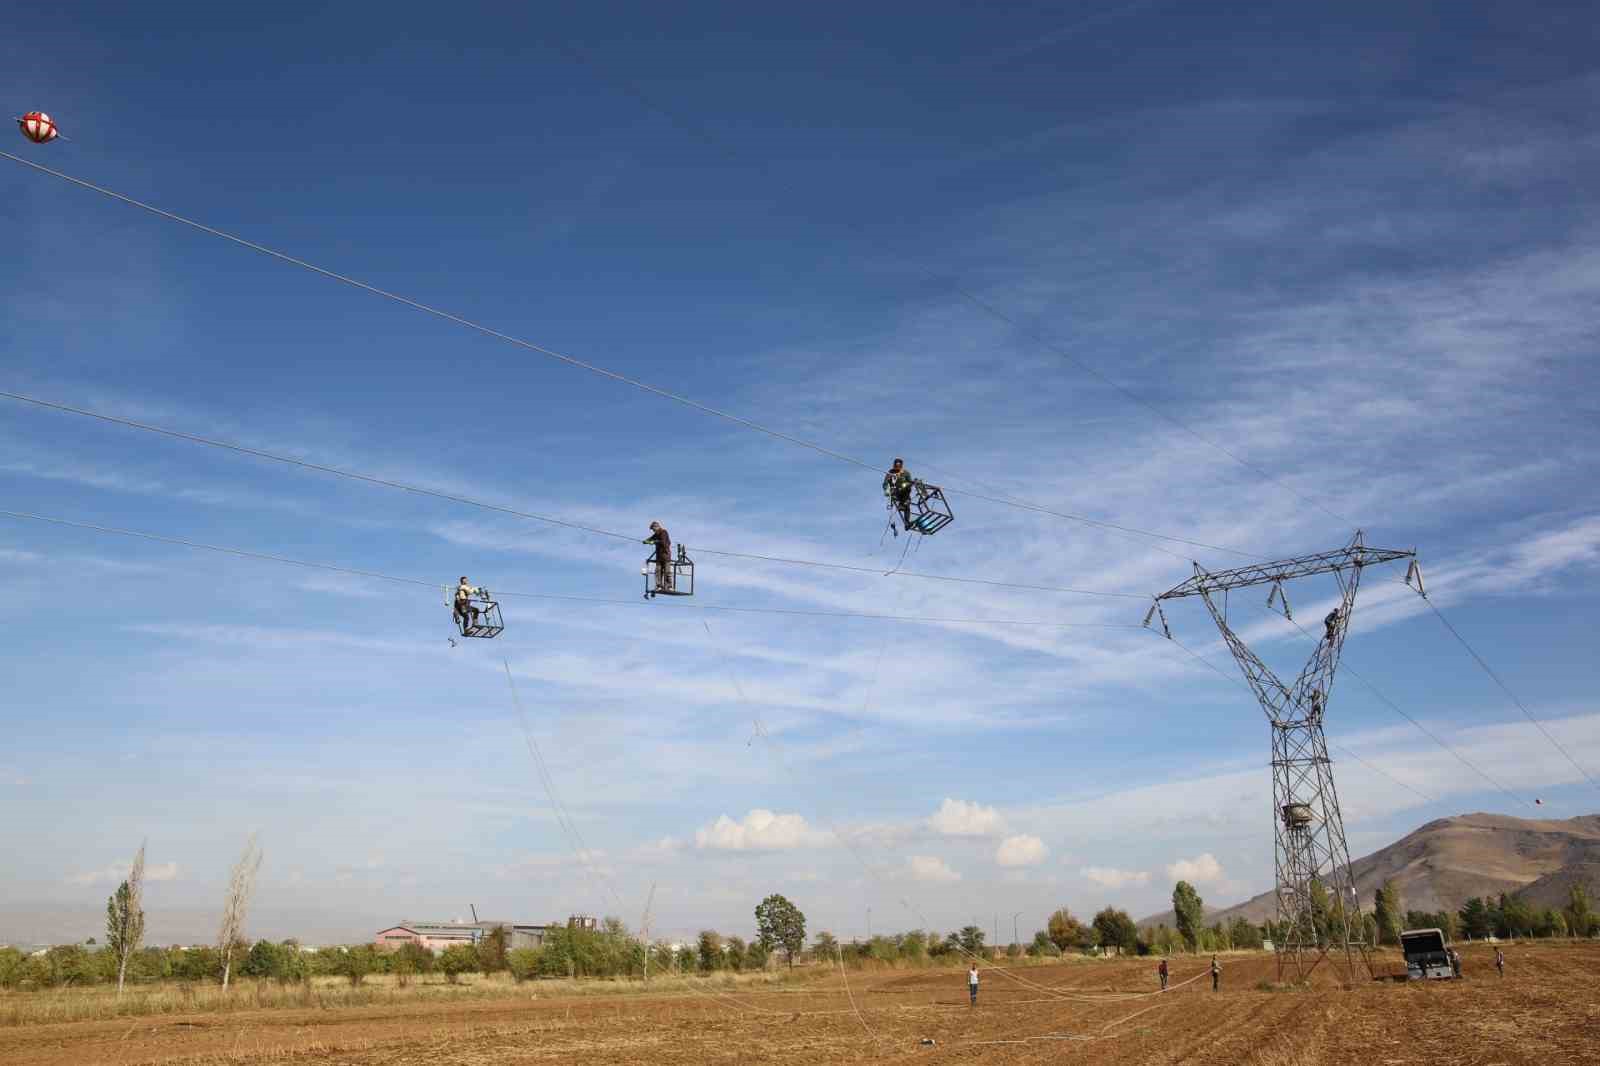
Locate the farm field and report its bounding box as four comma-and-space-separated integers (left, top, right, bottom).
0, 942, 1593, 1065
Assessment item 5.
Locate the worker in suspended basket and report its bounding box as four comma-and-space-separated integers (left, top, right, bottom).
883, 458, 914, 531
453, 576, 483, 631
644, 521, 673, 594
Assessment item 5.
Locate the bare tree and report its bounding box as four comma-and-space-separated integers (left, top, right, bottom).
106, 840, 146, 995
217, 833, 262, 990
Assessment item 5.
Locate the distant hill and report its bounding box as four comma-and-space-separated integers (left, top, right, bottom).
1141, 813, 1600, 928
1511, 862, 1600, 912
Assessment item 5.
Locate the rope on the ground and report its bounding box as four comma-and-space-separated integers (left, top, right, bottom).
949, 989, 1182, 1048
837, 944, 882, 1048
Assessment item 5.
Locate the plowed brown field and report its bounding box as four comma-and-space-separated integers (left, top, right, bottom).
2, 942, 1594, 1065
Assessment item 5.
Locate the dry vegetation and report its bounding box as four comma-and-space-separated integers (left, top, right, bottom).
0, 967, 810, 1027
1, 941, 1595, 1065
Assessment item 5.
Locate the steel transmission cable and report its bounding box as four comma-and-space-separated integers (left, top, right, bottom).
0, 389, 1147, 600
1409, 586, 1600, 793
545, 38, 1352, 532
501, 659, 627, 913
1155, 630, 1438, 806
1253, 607, 1536, 810
0, 151, 1258, 562
0, 508, 1144, 630
951, 288, 1354, 527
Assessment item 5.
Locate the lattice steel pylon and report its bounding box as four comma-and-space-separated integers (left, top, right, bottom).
1150, 531, 1417, 982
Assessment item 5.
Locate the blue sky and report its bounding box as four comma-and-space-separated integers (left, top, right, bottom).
2, 0, 1598, 945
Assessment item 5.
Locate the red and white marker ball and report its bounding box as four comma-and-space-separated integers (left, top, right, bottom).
17, 111, 59, 144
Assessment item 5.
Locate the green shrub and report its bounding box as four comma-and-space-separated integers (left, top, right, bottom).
507, 947, 541, 983
438, 943, 479, 983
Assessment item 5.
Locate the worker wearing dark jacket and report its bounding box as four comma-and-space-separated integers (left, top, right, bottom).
884, 458, 914, 530
645, 522, 672, 593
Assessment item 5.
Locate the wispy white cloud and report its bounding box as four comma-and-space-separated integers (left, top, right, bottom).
908, 855, 961, 882
69, 861, 179, 886
1166, 853, 1224, 885
1081, 866, 1151, 889
4, 60, 1599, 940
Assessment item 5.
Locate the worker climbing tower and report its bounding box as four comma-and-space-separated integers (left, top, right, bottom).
1149, 532, 1418, 981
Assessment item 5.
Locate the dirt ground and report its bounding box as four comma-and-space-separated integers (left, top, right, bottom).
1, 942, 1595, 1065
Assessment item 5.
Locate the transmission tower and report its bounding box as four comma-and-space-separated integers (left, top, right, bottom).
1149, 531, 1418, 982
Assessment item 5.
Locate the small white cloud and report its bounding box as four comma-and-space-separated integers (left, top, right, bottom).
1166, 853, 1225, 884
69, 861, 179, 886
908, 855, 962, 882
1080, 866, 1151, 889
928, 798, 1006, 837
995, 834, 1048, 867
694, 809, 831, 851
640, 836, 683, 856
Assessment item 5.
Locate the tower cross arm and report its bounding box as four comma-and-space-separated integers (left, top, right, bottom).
1156, 544, 1413, 601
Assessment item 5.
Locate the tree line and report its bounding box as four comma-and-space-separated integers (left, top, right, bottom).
14, 861, 1591, 993
1372, 878, 1594, 943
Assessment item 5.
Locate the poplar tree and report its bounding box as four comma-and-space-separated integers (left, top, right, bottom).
1172, 881, 1205, 951
105, 841, 147, 995
217, 833, 263, 989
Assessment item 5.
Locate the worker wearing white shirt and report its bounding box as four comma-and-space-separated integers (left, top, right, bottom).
453, 576, 482, 630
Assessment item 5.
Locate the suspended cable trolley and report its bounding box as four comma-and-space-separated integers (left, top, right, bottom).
882, 459, 953, 536
644, 543, 695, 600
448, 578, 504, 638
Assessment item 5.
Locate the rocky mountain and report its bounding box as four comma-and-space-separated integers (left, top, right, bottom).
1145, 813, 1600, 928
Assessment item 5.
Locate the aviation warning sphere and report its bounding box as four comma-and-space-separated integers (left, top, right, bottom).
17, 112, 59, 144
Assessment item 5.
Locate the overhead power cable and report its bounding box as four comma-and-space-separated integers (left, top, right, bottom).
0, 508, 1143, 630
1255, 607, 1536, 809
542, 41, 1346, 542
0, 151, 1259, 562
501, 660, 626, 913
0, 389, 1143, 600
1410, 586, 1600, 793
1156, 630, 1438, 806
952, 288, 1354, 526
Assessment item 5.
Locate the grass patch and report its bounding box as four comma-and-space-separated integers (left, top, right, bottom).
0, 968, 825, 1028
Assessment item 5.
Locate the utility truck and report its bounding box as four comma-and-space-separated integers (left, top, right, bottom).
1399, 928, 1455, 980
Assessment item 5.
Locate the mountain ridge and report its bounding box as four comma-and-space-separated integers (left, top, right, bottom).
1140, 812, 1600, 928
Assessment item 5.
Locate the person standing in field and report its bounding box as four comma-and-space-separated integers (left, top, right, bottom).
1158, 957, 1169, 990
1495, 948, 1505, 978
968, 963, 979, 1006
1211, 955, 1221, 991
